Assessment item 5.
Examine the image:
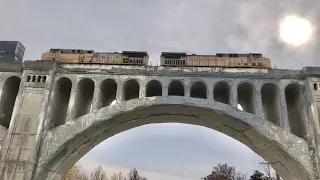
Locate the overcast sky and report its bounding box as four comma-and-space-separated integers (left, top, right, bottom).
1, 0, 319, 179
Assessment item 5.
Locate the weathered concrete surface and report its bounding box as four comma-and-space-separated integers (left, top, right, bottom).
0, 84, 47, 180
0, 61, 22, 72
59, 63, 306, 79
0, 61, 319, 180
305, 77, 320, 176
0, 125, 8, 150
35, 97, 317, 180
0, 61, 56, 180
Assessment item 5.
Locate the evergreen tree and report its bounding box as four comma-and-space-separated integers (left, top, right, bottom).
250, 170, 269, 180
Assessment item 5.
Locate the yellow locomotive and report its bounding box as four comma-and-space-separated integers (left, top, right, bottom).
160, 52, 272, 69
41, 48, 272, 69
41, 49, 149, 66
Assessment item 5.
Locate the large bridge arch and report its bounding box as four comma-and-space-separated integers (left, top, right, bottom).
35, 97, 316, 180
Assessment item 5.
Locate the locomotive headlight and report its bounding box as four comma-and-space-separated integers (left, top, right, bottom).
279, 15, 313, 46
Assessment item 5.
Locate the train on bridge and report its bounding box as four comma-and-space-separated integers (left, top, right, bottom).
41, 49, 149, 66
160, 52, 271, 69
40, 48, 272, 69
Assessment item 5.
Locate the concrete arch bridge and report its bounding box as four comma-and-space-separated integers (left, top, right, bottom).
0, 61, 318, 180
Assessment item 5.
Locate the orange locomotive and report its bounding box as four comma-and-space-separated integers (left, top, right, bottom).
41, 48, 272, 69
41, 49, 149, 66
160, 52, 272, 69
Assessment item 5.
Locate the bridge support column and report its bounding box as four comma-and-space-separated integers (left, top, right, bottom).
91, 80, 101, 111
186, 83, 190, 97
162, 86, 168, 96
162, 81, 169, 97
0, 62, 55, 180
230, 83, 238, 108
66, 80, 77, 122
139, 80, 145, 98
116, 79, 123, 102
279, 88, 290, 131
255, 86, 263, 118
207, 83, 213, 100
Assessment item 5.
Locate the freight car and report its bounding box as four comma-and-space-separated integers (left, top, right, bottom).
41, 49, 149, 66
160, 52, 272, 69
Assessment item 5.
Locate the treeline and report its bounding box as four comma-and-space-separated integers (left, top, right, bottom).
63, 164, 148, 180
201, 163, 282, 180
64, 162, 281, 180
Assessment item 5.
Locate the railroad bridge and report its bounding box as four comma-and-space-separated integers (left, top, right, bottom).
0, 60, 319, 180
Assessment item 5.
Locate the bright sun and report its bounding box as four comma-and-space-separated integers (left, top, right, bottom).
280, 15, 313, 46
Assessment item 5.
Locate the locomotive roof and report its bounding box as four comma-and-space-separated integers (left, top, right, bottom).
122, 51, 148, 56
161, 52, 263, 57
47, 49, 148, 56
161, 52, 187, 57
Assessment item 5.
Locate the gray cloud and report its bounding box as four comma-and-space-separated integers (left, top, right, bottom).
1, 0, 319, 69
81, 124, 262, 179
1, 0, 319, 179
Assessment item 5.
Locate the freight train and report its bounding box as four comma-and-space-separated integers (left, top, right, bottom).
41, 49, 149, 66
40, 48, 272, 69
160, 52, 272, 69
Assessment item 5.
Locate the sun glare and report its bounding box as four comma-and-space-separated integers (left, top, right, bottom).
111, 100, 116, 105
280, 15, 312, 46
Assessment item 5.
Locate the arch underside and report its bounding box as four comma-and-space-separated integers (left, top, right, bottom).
35, 97, 316, 180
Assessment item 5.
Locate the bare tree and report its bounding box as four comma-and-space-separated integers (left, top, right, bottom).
259, 162, 281, 180
90, 165, 108, 180
78, 171, 89, 180
63, 165, 78, 180
127, 168, 147, 180
110, 172, 125, 180
259, 162, 272, 179
253, 155, 281, 180
235, 172, 247, 180
201, 163, 246, 180
250, 170, 268, 180
63, 163, 88, 180
128, 168, 140, 180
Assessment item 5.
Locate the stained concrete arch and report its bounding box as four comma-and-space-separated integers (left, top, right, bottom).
237, 82, 256, 114
261, 83, 281, 126
146, 79, 162, 97
123, 79, 140, 100
285, 83, 306, 139
73, 78, 95, 119
168, 80, 184, 96
35, 97, 317, 180
98, 79, 117, 109
214, 81, 230, 104
0, 76, 21, 128
190, 80, 207, 99
49, 77, 72, 128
